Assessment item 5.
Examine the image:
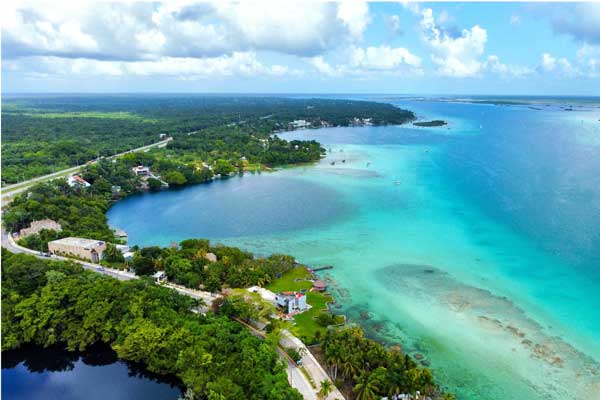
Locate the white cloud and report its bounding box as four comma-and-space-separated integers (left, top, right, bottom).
484, 55, 533, 78
3, 2, 373, 61
350, 45, 421, 71
336, 2, 371, 40
540, 53, 557, 72
7, 52, 295, 80
306, 45, 422, 78
544, 3, 600, 45
385, 14, 402, 35
419, 8, 487, 77
538, 47, 600, 78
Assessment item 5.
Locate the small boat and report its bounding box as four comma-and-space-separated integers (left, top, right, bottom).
394, 180, 401, 185
342, 159, 346, 163
330, 161, 335, 165
366, 161, 371, 167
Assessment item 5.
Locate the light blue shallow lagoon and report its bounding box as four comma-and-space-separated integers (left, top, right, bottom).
108, 98, 600, 399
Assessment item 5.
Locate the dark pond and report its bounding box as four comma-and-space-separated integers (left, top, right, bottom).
1, 344, 182, 400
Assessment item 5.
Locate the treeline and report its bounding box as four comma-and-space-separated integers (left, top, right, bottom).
2, 96, 414, 184
130, 239, 297, 292
1, 249, 302, 400
322, 327, 453, 400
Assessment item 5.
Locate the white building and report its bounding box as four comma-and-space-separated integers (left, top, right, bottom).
275, 292, 308, 315
132, 165, 150, 176
68, 175, 91, 188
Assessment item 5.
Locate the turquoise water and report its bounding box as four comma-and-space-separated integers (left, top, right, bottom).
108, 99, 600, 399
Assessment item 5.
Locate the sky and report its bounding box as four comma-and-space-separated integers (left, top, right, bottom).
2, 1, 600, 95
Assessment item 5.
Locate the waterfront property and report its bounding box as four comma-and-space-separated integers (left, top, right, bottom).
67, 175, 91, 188
275, 291, 308, 315
132, 165, 151, 176
48, 237, 107, 263
312, 279, 328, 292
16, 219, 62, 239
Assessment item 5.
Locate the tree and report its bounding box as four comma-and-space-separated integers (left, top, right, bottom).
318, 380, 333, 399
353, 368, 386, 400
164, 171, 187, 186
104, 243, 125, 263
132, 255, 155, 275
147, 177, 163, 191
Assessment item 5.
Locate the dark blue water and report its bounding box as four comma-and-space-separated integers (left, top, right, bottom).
2, 345, 182, 400
108, 172, 349, 246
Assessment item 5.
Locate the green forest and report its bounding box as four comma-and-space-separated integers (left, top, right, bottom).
129, 239, 298, 293
1, 249, 301, 399
2, 96, 414, 184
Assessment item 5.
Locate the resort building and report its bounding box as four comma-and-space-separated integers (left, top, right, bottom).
48, 237, 107, 263
132, 165, 150, 176
290, 119, 310, 129
67, 175, 91, 188
205, 252, 218, 263
275, 292, 308, 315
17, 219, 62, 239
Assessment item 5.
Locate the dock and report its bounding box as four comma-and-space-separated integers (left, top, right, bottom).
309, 265, 334, 272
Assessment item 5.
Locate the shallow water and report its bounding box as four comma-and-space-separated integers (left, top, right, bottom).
108, 99, 600, 399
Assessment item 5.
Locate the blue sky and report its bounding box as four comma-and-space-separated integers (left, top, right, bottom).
2, 2, 599, 95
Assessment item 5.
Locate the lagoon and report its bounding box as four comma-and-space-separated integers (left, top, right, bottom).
2, 344, 182, 400
108, 98, 600, 399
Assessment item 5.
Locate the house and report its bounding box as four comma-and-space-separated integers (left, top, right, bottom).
68, 175, 91, 188
290, 119, 310, 129
132, 165, 150, 176
18, 219, 62, 238
115, 244, 130, 254
123, 251, 135, 260
312, 280, 327, 292
275, 292, 308, 315
159, 133, 167, 139
204, 252, 217, 263
153, 270, 167, 282
48, 237, 107, 263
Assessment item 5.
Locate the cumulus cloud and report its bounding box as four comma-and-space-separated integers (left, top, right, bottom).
537, 47, 600, 78
484, 55, 533, 78
419, 8, 487, 77
307, 45, 422, 78
2, 2, 372, 61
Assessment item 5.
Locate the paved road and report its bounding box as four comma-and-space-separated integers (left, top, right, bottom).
2, 229, 137, 281
281, 329, 345, 400
233, 318, 318, 400
1, 137, 173, 201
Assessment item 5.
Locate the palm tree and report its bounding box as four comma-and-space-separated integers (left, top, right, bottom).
318, 380, 333, 399
353, 371, 380, 400
325, 345, 343, 380
341, 354, 360, 380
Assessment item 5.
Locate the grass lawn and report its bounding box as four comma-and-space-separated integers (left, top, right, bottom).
267, 266, 343, 344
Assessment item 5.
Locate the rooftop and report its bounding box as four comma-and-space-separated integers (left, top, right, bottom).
49, 237, 105, 249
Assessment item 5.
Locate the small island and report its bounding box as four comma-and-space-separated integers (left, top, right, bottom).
413, 120, 448, 127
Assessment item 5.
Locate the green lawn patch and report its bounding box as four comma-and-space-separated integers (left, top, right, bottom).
267, 266, 340, 344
